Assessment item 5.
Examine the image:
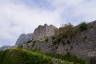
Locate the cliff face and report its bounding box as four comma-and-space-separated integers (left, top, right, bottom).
16, 24, 57, 45
16, 33, 33, 45
19, 21, 96, 60
32, 24, 57, 40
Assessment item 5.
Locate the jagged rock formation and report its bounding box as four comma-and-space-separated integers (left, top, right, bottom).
16, 24, 57, 45
16, 33, 33, 45
17, 20, 96, 61
32, 24, 57, 40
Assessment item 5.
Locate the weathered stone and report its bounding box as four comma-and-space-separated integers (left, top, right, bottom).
16, 33, 33, 45
16, 24, 57, 45
16, 21, 96, 61
32, 24, 57, 40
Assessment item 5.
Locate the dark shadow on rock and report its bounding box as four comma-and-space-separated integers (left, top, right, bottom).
90, 57, 96, 64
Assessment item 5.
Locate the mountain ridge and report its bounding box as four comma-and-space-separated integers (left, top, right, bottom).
1, 21, 96, 64
16, 20, 96, 63
16, 24, 57, 45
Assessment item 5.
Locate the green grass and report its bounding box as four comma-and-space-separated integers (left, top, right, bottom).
0, 48, 71, 64
0, 48, 90, 64
63, 61, 70, 64
0, 49, 51, 64
45, 52, 90, 64
0, 49, 72, 64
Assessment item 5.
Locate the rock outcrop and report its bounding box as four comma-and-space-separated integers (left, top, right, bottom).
18, 20, 96, 60
32, 24, 57, 40
16, 24, 57, 45
16, 33, 33, 45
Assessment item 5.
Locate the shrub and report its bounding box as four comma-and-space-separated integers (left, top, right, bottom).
54, 28, 61, 36
45, 37, 48, 42
53, 24, 77, 45
59, 23, 73, 34
58, 23, 77, 38
17, 45, 23, 49
63, 61, 70, 64
51, 36, 56, 40
63, 52, 89, 64
26, 40, 33, 43
79, 22, 88, 31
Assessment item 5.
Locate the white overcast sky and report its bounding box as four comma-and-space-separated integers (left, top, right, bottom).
0, 0, 96, 47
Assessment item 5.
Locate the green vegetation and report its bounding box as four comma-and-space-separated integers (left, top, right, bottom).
45, 37, 48, 42
78, 22, 88, 31
63, 61, 70, 64
0, 48, 90, 64
52, 22, 88, 46
54, 22, 88, 38
0, 49, 51, 64
53, 23, 77, 45
45, 52, 90, 64
56, 23, 77, 37
0, 22, 91, 64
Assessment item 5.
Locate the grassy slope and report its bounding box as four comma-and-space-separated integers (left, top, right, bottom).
0, 48, 72, 64
0, 49, 51, 64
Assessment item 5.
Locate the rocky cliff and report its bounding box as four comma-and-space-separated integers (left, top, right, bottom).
32, 24, 57, 40
16, 33, 33, 45
16, 20, 96, 61
16, 24, 57, 45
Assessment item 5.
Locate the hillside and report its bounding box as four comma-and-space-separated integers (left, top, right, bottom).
16, 21, 96, 64
19, 21, 96, 58
0, 49, 51, 64
1, 21, 96, 64
0, 48, 89, 64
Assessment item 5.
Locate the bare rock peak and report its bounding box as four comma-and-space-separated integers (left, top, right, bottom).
16, 24, 57, 45
16, 33, 32, 45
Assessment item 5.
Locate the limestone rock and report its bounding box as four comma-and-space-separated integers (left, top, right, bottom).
32, 24, 57, 40
21, 21, 96, 59
16, 24, 57, 45
16, 33, 32, 45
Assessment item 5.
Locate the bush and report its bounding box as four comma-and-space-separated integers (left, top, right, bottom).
59, 24, 73, 34
26, 40, 33, 43
45, 37, 48, 42
79, 22, 88, 31
63, 61, 70, 64
51, 36, 56, 40
58, 23, 77, 38
52, 24, 77, 45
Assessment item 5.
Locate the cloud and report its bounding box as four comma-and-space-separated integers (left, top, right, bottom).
0, 0, 96, 47
0, 0, 60, 47
48, 0, 96, 25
